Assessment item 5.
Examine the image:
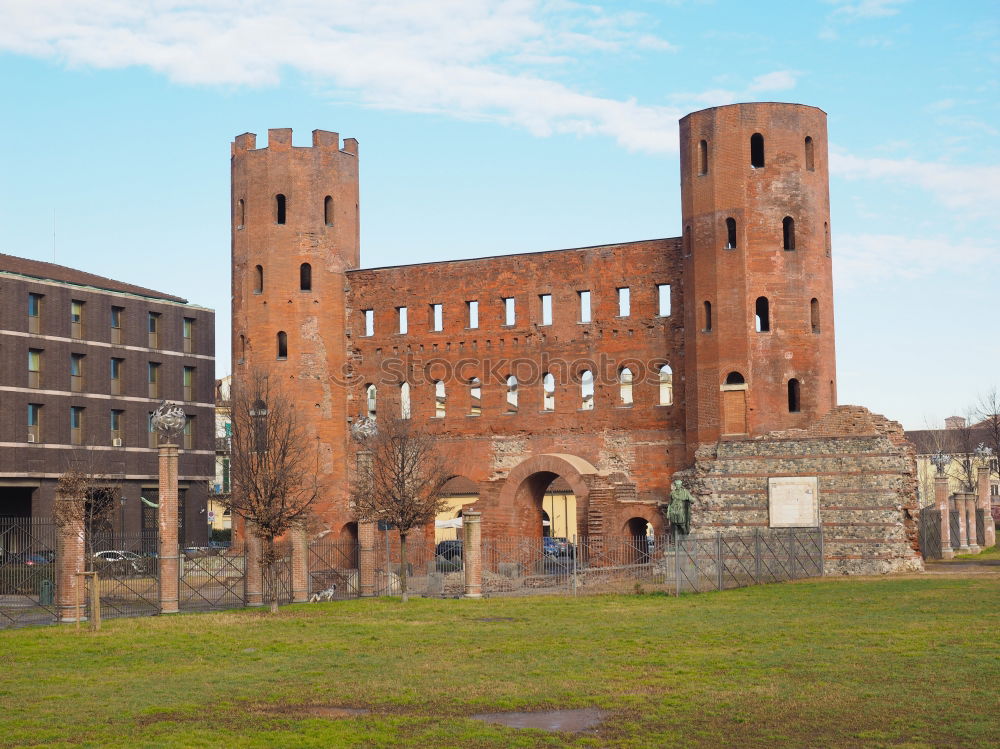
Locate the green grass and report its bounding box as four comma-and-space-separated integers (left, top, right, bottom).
954, 544, 1000, 560
2, 575, 998, 748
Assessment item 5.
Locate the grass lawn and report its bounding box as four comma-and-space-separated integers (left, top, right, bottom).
953, 544, 1000, 561
2, 574, 998, 748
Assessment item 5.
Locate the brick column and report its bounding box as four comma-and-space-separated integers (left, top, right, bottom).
936, 475, 953, 559
954, 492, 971, 553
290, 525, 308, 603
55, 515, 85, 622
157, 442, 180, 614
245, 522, 264, 606
358, 521, 375, 597
978, 466, 996, 548
463, 511, 482, 599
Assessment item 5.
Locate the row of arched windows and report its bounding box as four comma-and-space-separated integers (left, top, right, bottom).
235, 195, 335, 228
690, 216, 830, 253
704, 297, 822, 334
724, 371, 802, 413
362, 366, 675, 420
696, 133, 816, 175
253, 263, 312, 294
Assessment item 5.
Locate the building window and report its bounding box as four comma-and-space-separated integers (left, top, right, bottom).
366, 384, 377, 419
148, 362, 160, 398
324, 195, 333, 226
111, 306, 123, 345
542, 372, 555, 411
254, 265, 263, 294
467, 301, 479, 329
469, 378, 482, 416
431, 303, 443, 332
183, 366, 195, 401
755, 297, 770, 332
148, 312, 160, 348
726, 371, 745, 385
299, 263, 312, 292
750, 133, 765, 168
725, 218, 737, 249
506, 375, 518, 413
788, 378, 801, 413
237, 198, 245, 229
363, 310, 374, 337
276, 331, 288, 359
28, 293, 42, 334
70, 406, 85, 445
70, 353, 85, 392
824, 222, 831, 256
805, 136, 815, 171
683, 225, 691, 257
398, 306, 408, 334
434, 380, 446, 418
811, 298, 820, 333
238, 334, 246, 364
183, 416, 194, 450
783, 217, 796, 251
27, 404, 41, 443
111, 409, 124, 446
110, 357, 124, 395
275, 194, 286, 224
619, 367, 633, 407
703, 301, 713, 332
400, 382, 411, 419
540, 294, 552, 326
578, 290, 591, 323
617, 287, 630, 317
70, 300, 84, 339
28, 349, 42, 389
183, 317, 194, 353
657, 284, 671, 317
698, 139, 708, 175
659, 365, 674, 406
503, 297, 515, 326
580, 370, 594, 411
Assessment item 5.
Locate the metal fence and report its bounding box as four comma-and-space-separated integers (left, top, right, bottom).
0, 517, 58, 629
919, 508, 942, 560
90, 532, 159, 620
371, 533, 463, 598
180, 544, 246, 611
307, 541, 360, 600
975, 509, 986, 547
262, 542, 292, 605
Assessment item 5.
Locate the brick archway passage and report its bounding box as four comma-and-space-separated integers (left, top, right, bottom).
491, 454, 600, 538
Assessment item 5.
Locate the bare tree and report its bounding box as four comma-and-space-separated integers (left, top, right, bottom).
350, 417, 450, 602
54, 453, 124, 566
224, 368, 320, 612
977, 387, 1000, 482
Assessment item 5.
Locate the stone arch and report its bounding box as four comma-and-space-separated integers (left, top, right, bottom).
497, 454, 599, 538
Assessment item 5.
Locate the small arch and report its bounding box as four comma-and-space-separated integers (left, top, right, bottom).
542, 372, 555, 412
434, 380, 446, 418
755, 296, 770, 332
703, 300, 713, 332
788, 378, 801, 412
276, 331, 287, 359
725, 371, 745, 385
324, 195, 333, 226
400, 382, 411, 419
275, 194, 286, 225
580, 369, 594, 411
469, 377, 481, 416
684, 224, 692, 256
698, 139, 708, 175
804, 136, 815, 171
750, 133, 765, 168
658, 364, 673, 406
505, 375, 518, 413
254, 265, 263, 294
824, 222, 831, 256
299, 263, 312, 291
783, 216, 796, 251
725, 217, 737, 249
619, 367, 634, 407
810, 298, 820, 333
365, 383, 377, 419
237, 198, 245, 228
238, 334, 246, 363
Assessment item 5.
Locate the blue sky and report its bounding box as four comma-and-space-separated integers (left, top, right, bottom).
0, 0, 996, 429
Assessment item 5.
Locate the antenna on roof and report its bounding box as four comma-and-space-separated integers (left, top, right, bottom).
52, 208, 56, 263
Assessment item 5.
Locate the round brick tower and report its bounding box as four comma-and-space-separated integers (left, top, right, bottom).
231, 128, 359, 528
679, 103, 836, 455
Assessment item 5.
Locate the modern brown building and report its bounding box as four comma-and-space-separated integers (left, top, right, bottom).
0, 253, 215, 545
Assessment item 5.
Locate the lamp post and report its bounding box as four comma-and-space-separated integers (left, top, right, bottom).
150, 401, 186, 614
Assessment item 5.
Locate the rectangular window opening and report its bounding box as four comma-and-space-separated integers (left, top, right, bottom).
657, 284, 671, 317
578, 290, 591, 324
467, 300, 478, 329
540, 294, 552, 326
363, 309, 374, 337
432, 303, 443, 332
503, 297, 515, 326
617, 287, 630, 317
397, 306, 408, 334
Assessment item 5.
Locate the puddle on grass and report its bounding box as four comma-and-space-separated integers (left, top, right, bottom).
470, 708, 608, 733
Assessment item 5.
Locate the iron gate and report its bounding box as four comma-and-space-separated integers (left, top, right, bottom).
91, 532, 159, 619
919, 508, 942, 560
949, 511, 960, 550
307, 541, 360, 600
0, 517, 58, 629
179, 545, 246, 611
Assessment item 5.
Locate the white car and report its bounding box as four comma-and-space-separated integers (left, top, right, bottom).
92, 550, 147, 574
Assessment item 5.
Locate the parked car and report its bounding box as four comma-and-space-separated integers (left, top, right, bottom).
22, 552, 54, 566
543, 537, 574, 557
93, 550, 147, 575
435, 540, 463, 561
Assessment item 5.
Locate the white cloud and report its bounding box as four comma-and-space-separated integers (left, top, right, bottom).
747, 70, 799, 93
833, 232, 994, 288
827, 0, 909, 19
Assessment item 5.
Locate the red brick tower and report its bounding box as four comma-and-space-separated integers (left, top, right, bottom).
680, 103, 836, 456
231, 129, 359, 528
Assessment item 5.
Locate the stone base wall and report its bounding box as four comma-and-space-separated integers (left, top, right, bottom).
679, 406, 924, 575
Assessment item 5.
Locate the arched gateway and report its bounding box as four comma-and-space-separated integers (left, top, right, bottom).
495, 454, 600, 539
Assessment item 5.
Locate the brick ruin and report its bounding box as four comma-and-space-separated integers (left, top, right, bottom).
231, 102, 923, 575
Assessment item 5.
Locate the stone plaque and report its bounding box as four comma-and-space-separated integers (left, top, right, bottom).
768, 476, 819, 527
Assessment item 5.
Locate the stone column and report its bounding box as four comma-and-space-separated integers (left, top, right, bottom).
245, 522, 264, 606
290, 524, 309, 603
961, 492, 980, 554
463, 511, 483, 599
157, 442, 180, 614
936, 475, 953, 559
978, 466, 996, 549
55, 515, 85, 622
358, 521, 376, 597
954, 492, 971, 553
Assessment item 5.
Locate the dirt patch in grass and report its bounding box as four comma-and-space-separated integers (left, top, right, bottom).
471, 707, 609, 734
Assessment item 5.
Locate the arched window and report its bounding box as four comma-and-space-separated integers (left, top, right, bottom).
276, 331, 287, 359
434, 380, 446, 418
324, 195, 333, 226
400, 382, 411, 419
788, 378, 801, 412
505, 375, 518, 413
804, 136, 815, 171
254, 265, 263, 294
725, 217, 737, 249
542, 372, 555, 412
619, 367, 634, 407
238, 334, 246, 363
366, 384, 377, 418
703, 300, 713, 332
824, 222, 831, 256
750, 133, 765, 168
725, 371, 745, 385
810, 298, 820, 333
783, 216, 795, 251
275, 194, 286, 225
299, 263, 312, 291
580, 370, 594, 411
684, 224, 692, 256
755, 297, 770, 332
698, 139, 708, 175
658, 365, 673, 406
469, 378, 481, 416
237, 199, 245, 228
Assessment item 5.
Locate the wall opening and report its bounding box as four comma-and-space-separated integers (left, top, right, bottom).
659, 364, 673, 406
254, 265, 263, 294
617, 287, 630, 317
503, 297, 515, 326
619, 367, 633, 407
324, 195, 333, 226
506, 375, 518, 413
237, 199, 245, 228
703, 300, 713, 332
725, 371, 745, 385
824, 222, 831, 256
578, 290, 591, 323
725, 217, 737, 249
750, 133, 765, 168
434, 380, 446, 418
238, 334, 246, 363
542, 372, 555, 411
783, 216, 796, 251
364, 309, 374, 337
755, 296, 770, 332
540, 294, 552, 326
804, 136, 815, 171
400, 382, 411, 419
366, 384, 377, 419
658, 284, 671, 316
398, 306, 408, 334
810, 298, 820, 333
299, 263, 312, 291
276, 331, 287, 359
698, 139, 708, 175
275, 194, 286, 224
788, 378, 801, 412
467, 300, 478, 329
432, 303, 443, 331
469, 378, 482, 416
580, 370, 594, 411
684, 225, 692, 256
